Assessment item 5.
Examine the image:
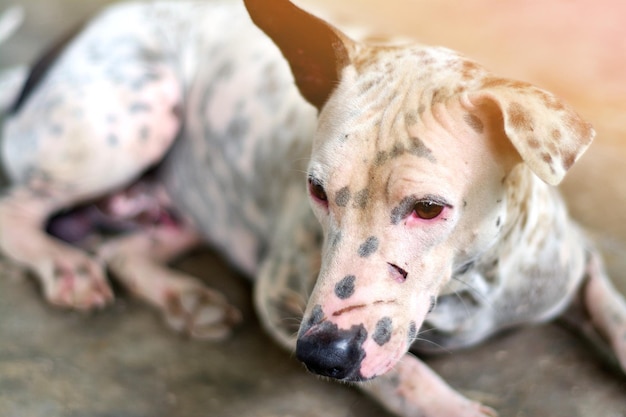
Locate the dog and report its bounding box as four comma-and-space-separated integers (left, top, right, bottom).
1, 0, 625, 415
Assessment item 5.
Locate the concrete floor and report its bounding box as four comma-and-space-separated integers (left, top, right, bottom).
1, 249, 626, 417
1, 1, 625, 417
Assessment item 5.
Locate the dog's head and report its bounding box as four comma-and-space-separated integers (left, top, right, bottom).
246, 0, 594, 381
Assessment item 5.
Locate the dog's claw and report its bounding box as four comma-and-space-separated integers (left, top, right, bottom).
164, 287, 242, 341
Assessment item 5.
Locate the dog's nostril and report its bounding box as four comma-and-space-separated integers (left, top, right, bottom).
387, 262, 408, 283
296, 321, 367, 381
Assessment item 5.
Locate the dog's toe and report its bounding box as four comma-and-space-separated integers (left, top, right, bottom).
39, 249, 114, 311
164, 287, 242, 341
477, 404, 499, 417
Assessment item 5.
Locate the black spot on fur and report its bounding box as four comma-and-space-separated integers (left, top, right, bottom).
408, 321, 417, 344
354, 188, 370, 209
335, 187, 351, 207
216, 60, 235, 79
464, 113, 484, 134
390, 142, 406, 158
330, 231, 342, 248
299, 304, 324, 336
358, 236, 379, 258
139, 125, 150, 141
49, 124, 64, 136
226, 116, 250, 138
408, 136, 436, 163
391, 196, 416, 225
374, 151, 388, 166
172, 103, 183, 120
257, 62, 280, 97
428, 296, 437, 313
335, 275, 356, 300
129, 102, 152, 113
373, 317, 393, 346
405, 111, 418, 125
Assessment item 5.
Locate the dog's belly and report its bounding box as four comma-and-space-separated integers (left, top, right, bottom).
156, 2, 317, 276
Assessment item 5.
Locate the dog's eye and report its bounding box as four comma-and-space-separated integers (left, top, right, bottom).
308, 177, 328, 203
413, 201, 444, 220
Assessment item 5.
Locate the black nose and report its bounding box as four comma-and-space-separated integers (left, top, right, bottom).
296, 321, 368, 381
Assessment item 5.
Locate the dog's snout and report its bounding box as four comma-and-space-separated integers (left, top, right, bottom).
296, 321, 368, 381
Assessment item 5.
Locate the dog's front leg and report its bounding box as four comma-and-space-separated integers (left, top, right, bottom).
97, 221, 241, 340
255, 193, 321, 351
583, 252, 626, 372
361, 353, 497, 417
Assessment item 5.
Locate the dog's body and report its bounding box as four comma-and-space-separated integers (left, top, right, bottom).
1, 1, 625, 416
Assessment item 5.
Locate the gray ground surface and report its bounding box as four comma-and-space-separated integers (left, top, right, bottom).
0, 1, 625, 417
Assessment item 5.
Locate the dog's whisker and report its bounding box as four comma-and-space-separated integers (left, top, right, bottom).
280, 317, 303, 326
451, 276, 494, 309
414, 335, 453, 355
449, 289, 473, 318
287, 168, 310, 175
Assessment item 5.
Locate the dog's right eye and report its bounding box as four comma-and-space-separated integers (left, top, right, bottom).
413, 201, 444, 220
308, 177, 328, 204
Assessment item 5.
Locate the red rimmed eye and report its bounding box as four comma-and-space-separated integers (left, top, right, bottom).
308, 177, 328, 203
413, 201, 444, 220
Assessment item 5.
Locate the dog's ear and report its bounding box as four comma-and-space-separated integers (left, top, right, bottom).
465, 79, 595, 185
244, 0, 354, 111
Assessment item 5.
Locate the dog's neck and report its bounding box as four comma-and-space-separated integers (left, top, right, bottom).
441, 164, 562, 298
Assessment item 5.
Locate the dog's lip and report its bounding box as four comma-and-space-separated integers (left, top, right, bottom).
357, 337, 407, 381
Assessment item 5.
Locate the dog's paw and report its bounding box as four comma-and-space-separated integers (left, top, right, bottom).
37, 246, 114, 310
164, 287, 242, 340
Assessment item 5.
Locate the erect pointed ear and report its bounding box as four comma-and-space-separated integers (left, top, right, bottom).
464, 78, 595, 186
244, 0, 354, 111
